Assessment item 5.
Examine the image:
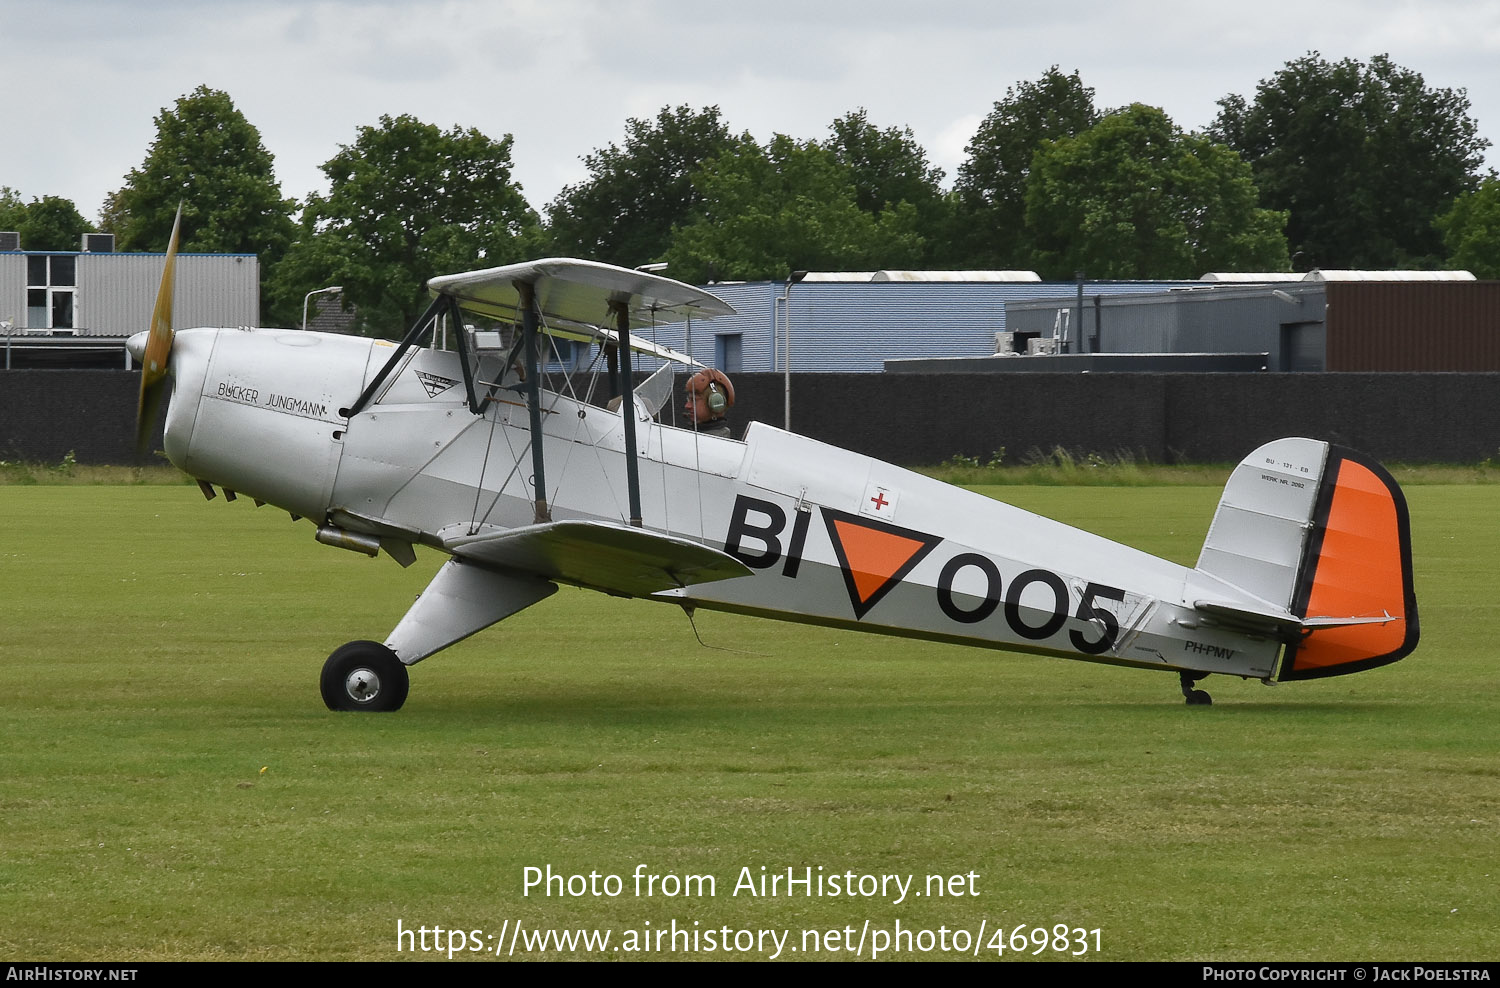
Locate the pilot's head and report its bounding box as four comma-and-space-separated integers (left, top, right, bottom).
684, 368, 734, 425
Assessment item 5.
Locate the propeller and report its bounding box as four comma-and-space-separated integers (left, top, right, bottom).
135, 203, 182, 452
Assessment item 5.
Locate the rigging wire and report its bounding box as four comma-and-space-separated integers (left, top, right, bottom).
574, 341, 628, 523
470, 404, 529, 532
536, 305, 629, 525
469, 322, 554, 531
539, 314, 584, 508
461, 321, 509, 534
467, 400, 503, 536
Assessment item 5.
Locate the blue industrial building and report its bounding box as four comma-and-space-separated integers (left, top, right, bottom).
591, 274, 1200, 375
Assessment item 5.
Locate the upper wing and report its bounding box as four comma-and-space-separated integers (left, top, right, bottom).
428, 257, 734, 366
440, 520, 752, 597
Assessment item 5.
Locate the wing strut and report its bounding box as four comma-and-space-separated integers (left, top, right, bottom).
344, 294, 486, 419
612, 300, 644, 527
517, 280, 551, 523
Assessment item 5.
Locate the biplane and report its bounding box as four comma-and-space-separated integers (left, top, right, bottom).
130, 218, 1417, 712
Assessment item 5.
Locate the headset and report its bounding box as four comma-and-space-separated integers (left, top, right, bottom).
705, 381, 727, 414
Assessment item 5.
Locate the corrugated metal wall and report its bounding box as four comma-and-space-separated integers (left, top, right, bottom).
79, 253, 259, 334
1, 252, 259, 336
792, 282, 1011, 372
693, 282, 777, 370
632, 280, 1195, 373
1326, 282, 1500, 370
0, 255, 24, 329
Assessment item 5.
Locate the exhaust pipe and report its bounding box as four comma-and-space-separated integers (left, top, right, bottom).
316, 525, 381, 558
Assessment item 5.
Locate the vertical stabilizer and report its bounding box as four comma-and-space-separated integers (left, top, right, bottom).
1196, 437, 1329, 611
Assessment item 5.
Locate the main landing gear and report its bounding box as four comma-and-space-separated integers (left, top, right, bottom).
321, 640, 410, 712
1179, 671, 1212, 706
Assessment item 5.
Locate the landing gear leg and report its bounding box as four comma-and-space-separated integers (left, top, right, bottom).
321, 640, 410, 712
1179, 671, 1212, 706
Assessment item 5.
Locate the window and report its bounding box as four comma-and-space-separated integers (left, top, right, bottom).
26, 254, 76, 330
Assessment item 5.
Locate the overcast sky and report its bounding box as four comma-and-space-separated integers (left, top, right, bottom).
7, 0, 1499, 225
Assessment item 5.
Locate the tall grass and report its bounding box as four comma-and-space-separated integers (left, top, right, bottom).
918, 446, 1500, 487
0, 453, 189, 486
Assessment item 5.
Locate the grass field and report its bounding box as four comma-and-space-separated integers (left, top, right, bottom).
1, 483, 1495, 961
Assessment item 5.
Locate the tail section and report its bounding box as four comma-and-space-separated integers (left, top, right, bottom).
1195, 439, 1418, 681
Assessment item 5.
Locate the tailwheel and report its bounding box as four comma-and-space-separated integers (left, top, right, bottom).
321, 640, 409, 712
1179, 670, 1212, 706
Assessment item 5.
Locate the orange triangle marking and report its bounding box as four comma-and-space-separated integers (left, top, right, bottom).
822, 509, 942, 619
834, 521, 927, 604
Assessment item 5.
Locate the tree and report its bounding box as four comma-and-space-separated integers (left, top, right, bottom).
277, 114, 542, 334
1211, 52, 1489, 269
954, 67, 1098, 267
827, 109, 949, 229
665, 133, 925, 283
823, 109, 953, 266
19, 197, 92, 251
1436, 177, 1500, 278
1025, 104, 1288, 279
546, 105, 737, 267
0, 189, 93, 251
0, 187, 25, 235
103, 86, 295, 261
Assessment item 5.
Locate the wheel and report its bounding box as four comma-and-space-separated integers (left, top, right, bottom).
1178, 671, 1212, 706
321, 640, 409, 712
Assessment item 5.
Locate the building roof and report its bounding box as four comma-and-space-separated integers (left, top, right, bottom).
1199, 272, 1303, 282
799, 270, 1044, 283
1304, 269, 1477, 281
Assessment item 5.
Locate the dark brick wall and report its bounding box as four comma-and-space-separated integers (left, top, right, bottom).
1159, 375, 1500, 462
727, 372, 1500, 465
4, 369, 1497, 466
0, 371, 158, 465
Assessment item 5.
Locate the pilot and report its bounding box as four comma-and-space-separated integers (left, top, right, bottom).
683, 368, 735, 438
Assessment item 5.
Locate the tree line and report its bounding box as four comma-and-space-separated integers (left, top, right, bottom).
5, 53, 1497, 335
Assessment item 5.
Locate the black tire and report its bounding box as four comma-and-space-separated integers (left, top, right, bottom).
321, 640, 409, 712
1185, 689, 1213, 706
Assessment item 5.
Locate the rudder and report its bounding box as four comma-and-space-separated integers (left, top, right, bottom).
1279, 446, 1419, 681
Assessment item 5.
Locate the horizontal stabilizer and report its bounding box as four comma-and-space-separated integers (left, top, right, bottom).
1192, 599, 1303, 639
1300, 613, 1400, 629
442, 520, 753, 597
1193, 600, 1403, 640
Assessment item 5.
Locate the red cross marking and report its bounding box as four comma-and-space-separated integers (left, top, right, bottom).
870, 492, 889, 511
